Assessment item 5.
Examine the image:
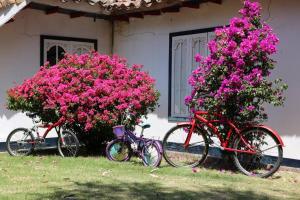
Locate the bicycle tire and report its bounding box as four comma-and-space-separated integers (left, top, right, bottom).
141, 141, 162, 167
163, 124, 209, 167
232, 127, 283, 178
106, 139, 132, 162
57, 130, 80, 157
6, 128, 34, 156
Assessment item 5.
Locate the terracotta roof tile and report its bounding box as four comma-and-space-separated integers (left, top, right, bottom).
0, 0, 187, 13
98, 0, 163, 10
0, 0, 24, 8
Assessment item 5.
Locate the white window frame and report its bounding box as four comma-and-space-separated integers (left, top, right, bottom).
169, 28, 216, 121
40, 35, 97, 66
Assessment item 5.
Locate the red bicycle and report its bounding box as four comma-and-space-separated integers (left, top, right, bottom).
163, 110, 284, 178
6, 113, 80, 157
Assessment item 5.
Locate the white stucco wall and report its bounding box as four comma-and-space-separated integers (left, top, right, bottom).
113, 0, 300, 160
0, 9, 111, 141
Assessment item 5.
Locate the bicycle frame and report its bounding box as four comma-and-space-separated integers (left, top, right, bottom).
30, 118, 65, 144
124, 130, 163, 154
124, 130, 142, 149
182, 110, 280, 154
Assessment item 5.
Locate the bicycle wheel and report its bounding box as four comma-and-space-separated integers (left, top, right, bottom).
57, 130, 80, 157
6, 128, 34, 156
163, 124, 209, 167
232, 127, 283, 178
142, 141, 162, 167
106, 139, 132, 162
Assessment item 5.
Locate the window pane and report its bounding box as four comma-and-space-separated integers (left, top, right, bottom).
57, 46, 65, 61
46, 45, 65, 66
172, 38, 188, 117
192, 34, 207, 70
42, 37, 97, 66
72, 43, 95, 55
46, 46, 57, 66
171, 32, 211, 119
207, 32, 216, 54
74, 47, 90, 55
180, 40, 188, 115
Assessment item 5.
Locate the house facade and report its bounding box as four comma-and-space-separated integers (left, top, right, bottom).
0, 0, 299, 163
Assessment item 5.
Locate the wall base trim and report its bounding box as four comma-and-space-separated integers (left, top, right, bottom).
1, 139, 299, 168
0, 137, 58, 152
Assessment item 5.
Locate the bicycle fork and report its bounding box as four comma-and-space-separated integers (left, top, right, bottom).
20, 130, 35, 145
140, 140, 160, 164
58, 128, 66, 146
183, 119, 196, 149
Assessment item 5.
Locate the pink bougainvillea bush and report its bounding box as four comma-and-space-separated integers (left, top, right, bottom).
7, 52, 160, 133
186, 0, 287, 125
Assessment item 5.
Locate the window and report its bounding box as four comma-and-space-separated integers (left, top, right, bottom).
40, 35, 97, 66
169, 28, 216, 120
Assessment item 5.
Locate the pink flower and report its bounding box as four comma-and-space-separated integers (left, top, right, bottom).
192, 168, 199, 173
71, 96, 80, 103
247, 105, 255, 111
194, 54, 202, 62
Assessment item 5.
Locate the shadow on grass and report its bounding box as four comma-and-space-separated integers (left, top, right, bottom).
32, 149, 238, 171
31, 180, 272, 200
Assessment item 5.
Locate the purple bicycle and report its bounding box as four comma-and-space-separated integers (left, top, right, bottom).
106, 124, 162, 167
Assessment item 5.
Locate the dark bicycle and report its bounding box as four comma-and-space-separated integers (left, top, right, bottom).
106, 124, 162, 167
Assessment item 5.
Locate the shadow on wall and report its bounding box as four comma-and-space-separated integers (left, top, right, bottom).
0, 64, 36, 120
0, 68, 38, 123
0, 66, 19, 120
0, 67, 31, 120
30, 180, 272, 200
0, 74, 36, 138
0, 106, 17, 120
0, 112, 32, 140
155, 96, 169, 120
0, 64, 32, 130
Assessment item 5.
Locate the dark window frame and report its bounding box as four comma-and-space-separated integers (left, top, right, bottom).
40, 35, 98, 66
168, 27, 220, 122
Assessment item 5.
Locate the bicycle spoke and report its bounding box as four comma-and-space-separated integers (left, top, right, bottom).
7, 128, 34, 156
163, 124, 208, 167
233, 128, 283, 178
107, 140, 131, 161
142, 143, 161, 167
58, 131, 79, 157
260, 144, 281, 153
189, 141, 205, 147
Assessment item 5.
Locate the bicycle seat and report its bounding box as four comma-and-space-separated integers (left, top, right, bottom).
26, 112, 38, 118
141, 124, 151, 129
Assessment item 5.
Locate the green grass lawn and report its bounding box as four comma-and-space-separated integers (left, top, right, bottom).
0, 153, 299, 200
